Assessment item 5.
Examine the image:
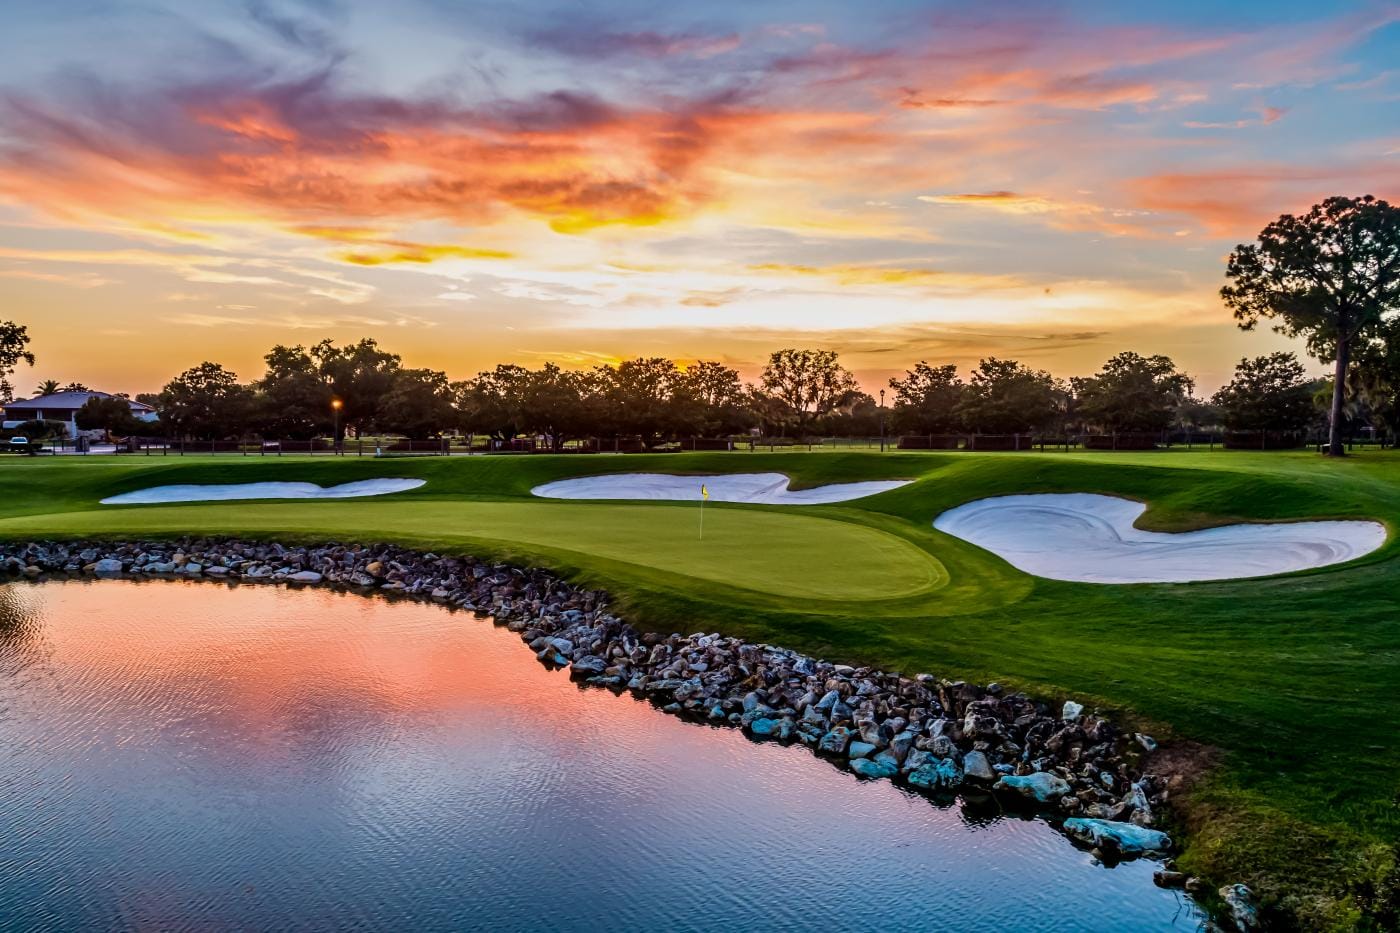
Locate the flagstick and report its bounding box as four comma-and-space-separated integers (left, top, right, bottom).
699, 495, 706, 541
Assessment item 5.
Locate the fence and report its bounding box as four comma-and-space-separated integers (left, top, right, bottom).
30, 429, 1394, 456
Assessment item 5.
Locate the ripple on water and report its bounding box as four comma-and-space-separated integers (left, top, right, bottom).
0, 580, 1202, 931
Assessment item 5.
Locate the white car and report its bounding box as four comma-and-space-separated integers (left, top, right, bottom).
8, 436, 29, 447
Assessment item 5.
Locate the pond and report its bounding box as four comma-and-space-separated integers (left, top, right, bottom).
0, 581, 1201, 931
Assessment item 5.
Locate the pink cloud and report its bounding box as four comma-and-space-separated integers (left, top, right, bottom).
1124, 163, 1400, 236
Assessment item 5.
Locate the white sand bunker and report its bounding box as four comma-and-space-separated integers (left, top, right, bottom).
101, 479, 425, 505
532, 472, 909, 505
934, 493, 1386, 584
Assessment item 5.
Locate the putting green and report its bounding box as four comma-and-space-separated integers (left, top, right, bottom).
0, 499, 945, 601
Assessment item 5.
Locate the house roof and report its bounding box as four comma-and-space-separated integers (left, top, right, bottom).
5, 391, 155, 413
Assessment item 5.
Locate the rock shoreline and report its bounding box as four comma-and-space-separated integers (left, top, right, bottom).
2, 539, 1204, 882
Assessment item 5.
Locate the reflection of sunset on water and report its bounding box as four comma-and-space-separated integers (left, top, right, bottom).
3, 580, 650, 778
0, 580, 1193, 930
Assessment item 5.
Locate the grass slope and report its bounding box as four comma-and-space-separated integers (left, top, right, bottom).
3, 449, 1398, 926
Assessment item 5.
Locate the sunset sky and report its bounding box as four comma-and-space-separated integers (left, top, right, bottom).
2, 0, 1397, 395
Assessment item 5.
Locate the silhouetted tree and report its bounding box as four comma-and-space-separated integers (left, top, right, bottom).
820, 390, 881, 435
597, 358, 683, 445
956, 358, 1062, 434
673, 361, 752, 436
760, 349, 858, 436
1352, 317, 1400, 440
888, 362, 965, 433
1072, 352, 1194, 433
455, 363, 596, 450
514, 364, 596, 450
377, 368, 456, 438
1212, 352, 1316, 436
311, 339, 402, 442
1175, 397, 1221, 436
252, 339, 404, 442
1223, 195, 1400, 456
0, 321, 34, 403
159, 362, 254, 440
455, 365, 526, 445
744, 383, 790, 437
74, 396, 150, 438
256, 345, 334, 439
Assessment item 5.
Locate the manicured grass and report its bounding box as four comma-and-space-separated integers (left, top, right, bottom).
4, 448, 1400, 925
0, 500, 945, 602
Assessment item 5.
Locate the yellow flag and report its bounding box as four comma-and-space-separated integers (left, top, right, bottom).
701, 484, 709, 500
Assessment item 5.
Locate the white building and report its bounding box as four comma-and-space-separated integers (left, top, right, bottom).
2, 391, 158, 439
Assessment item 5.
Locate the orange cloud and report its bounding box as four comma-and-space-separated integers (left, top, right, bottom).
915, 191, 1164, 238
0, 84, 713, 236
288, 225, 388, 241
337, 243, 514, 265
0, 2, 1390, 264
0, 73, 914, 244
748, 262, 1022, 290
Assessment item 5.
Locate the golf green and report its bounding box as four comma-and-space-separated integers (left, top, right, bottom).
0, 499, 945, 601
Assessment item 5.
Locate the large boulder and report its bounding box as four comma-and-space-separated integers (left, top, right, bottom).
748, 718, 780, 738
850, 757, 899, 779
569, 656, 608, 677
995, 772, 1072, 804
818, 727, 852, 756
886, 730, 916, 763
1061, 818, 1172, 856
927, 735, 958, 760
91, 558, 123, 574
963, 750, 996, 782
907, 757, 963, 791
536, 645, 568, 666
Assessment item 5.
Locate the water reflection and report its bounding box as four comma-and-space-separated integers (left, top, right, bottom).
0, 580, 1201, 931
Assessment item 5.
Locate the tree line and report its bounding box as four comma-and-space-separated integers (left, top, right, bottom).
1, 194, 1396, 452
28, 340, 1385, 448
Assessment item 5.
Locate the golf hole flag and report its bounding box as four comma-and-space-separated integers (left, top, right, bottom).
699, 484, 709, 540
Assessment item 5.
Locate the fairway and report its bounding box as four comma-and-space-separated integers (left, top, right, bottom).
6, 448, 1400, 923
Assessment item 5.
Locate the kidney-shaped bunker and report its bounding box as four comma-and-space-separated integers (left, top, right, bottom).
933, 493, 1386, 583
532, 472, 908, 505
101, 479, 425, 505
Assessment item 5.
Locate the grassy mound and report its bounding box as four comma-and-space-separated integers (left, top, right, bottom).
4, 448, 1399, 925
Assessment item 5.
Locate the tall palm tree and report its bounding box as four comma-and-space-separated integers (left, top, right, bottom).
32, 379, 60, 397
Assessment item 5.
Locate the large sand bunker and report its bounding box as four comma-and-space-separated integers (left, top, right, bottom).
532, 472, 909, 505
933, 493, 1386, 583
101, 479, 425, 505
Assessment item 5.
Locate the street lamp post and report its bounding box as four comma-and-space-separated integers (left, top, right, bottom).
331, 399, 343, 455
879, 389, 886, 453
